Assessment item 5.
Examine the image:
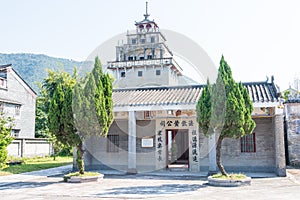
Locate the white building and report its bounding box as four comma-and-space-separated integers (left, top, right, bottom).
83, 4, 286, 176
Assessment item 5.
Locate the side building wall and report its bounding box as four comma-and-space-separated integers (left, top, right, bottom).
199, 117, 276, 173
85, 114, 279, 173
0, 69, 36, 138
7, 138, 52, 157
285, 102, 300, 166
84, 120, 129, 171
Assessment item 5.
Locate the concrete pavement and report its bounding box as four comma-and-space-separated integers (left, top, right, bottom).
0, 165, 300, 200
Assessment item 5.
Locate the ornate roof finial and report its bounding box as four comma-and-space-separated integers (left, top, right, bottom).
144, 1, 150, 20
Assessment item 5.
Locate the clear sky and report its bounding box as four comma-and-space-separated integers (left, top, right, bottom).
1, 0, 300, 90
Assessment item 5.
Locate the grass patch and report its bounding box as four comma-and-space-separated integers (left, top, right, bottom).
212, 173, 247, 180
66, 171, 100, 177
0, 156, 72, 176
63, 171, 100, 182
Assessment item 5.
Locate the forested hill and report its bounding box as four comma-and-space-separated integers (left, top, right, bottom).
0, 53, 199, 94
0, 53, 93, 93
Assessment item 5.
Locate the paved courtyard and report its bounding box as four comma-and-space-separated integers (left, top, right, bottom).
1, 165, 300, 200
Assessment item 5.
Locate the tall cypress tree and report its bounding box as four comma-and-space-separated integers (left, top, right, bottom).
72, 57, 114, 173
197, 56, 256, 176
196, 79, 212, 135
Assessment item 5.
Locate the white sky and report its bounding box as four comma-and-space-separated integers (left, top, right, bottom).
1, 0, 300, 90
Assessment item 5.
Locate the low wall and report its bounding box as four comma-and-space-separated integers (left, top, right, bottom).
7, 138, 52, 157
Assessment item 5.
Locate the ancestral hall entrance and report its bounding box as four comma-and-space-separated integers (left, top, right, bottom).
166, 129, 189, 168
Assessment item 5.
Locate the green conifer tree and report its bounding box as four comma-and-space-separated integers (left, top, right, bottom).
197, 56, 256, 176
72, 57, 114, 173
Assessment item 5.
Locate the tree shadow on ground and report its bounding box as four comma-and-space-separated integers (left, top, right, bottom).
0, 181, 59, 190
96, 184, 206, 196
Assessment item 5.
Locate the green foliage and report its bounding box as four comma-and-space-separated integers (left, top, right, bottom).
212, 173, 247, 180
0, 53, 93, 92
93, 56, 114, 136
43, 57, 113, 175
73, 56, 113, 138
43, 69, 80, 147
0, 113, 14, 169
66, 171, 99, 177
196, 79, 212, 136
198, 56, 255, 139
35, 88, 72, 160
35, 95, 49, 138
283, 90, 290, 101
196, 55, 256, 175
63, 171, 99, 181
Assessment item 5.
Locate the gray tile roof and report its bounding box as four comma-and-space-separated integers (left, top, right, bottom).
113, 81, 279, 107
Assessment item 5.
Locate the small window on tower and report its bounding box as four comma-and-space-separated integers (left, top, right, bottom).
151, 37, 155, 43
141, 39, 146, 44
132, 39, 136, 44
147, 55, 152, 59
138, 71, 143, 77
121, 72, 126, 78
156, 70, 161, 76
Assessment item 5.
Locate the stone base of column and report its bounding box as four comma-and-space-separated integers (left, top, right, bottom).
127, 168, 137, 174
276, 167, 286, 177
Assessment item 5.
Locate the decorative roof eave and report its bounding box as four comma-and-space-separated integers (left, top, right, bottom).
112, 81, 280, 111
135, 20, 158, 27
284, 98, 300, 104
0, 64, 12, 70
113, 104, 196, 112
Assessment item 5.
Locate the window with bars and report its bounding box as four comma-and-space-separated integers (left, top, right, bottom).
156, 70, 161, 76
241, 133, 256, 153
107, 135, 119, 152
151, 36, 155, 43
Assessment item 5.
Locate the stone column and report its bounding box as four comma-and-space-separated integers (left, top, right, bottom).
128, 111, 137, 174
208, 133, 217, 175
21, 139, 26, 157
274, 114, 286, 177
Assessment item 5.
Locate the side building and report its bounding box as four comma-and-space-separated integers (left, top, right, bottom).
0, 64, 51, 157
284, 98, 300, 166
0, 64, 36, 138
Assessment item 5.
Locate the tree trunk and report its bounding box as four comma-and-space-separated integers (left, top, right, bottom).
53, 147, 56, 161
216, 135, 227, 176
76, 142, 85, 174
52, 144, 58, 161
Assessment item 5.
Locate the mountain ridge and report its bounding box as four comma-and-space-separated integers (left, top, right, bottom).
0, 53, 93, 92
0, 53, 199, 93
